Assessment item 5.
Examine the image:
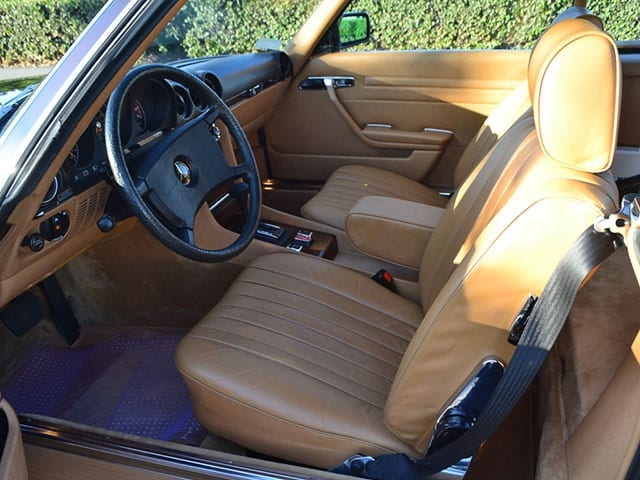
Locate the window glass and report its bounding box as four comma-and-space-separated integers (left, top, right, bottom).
1, 0, 323, 104
344, 0, 640, 51
145, 0, 322, 63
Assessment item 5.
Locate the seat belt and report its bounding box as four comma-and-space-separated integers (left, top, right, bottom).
333, 221, 623, 479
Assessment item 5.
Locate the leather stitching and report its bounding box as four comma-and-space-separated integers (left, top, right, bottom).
186, 329, 387, 408
207, 307, 397, 384
230, 291, 406, 365
241, 265, 422, 330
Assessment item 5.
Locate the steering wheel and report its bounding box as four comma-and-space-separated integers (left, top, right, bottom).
105, 65, 261, 263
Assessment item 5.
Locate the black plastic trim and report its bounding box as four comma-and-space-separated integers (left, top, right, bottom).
178, 52, 286, 101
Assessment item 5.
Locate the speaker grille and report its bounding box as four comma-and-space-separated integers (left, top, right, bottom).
73, 186, 109, 233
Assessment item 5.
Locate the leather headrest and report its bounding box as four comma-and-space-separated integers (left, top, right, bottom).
528, 19, 621, 173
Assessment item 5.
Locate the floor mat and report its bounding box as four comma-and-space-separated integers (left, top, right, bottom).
2, 329, 207, 446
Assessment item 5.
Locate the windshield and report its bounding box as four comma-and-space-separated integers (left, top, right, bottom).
0, 0, 320, 99
144, 0, 321, 64
0, 0, 321, 135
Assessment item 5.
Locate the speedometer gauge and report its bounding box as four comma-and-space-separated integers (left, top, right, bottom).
64, 127, 94, 169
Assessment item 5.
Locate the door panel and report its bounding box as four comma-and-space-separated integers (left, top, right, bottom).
0, 398, 28, 480
266, 49, 529, 189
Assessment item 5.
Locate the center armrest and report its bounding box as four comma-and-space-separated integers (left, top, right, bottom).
345, 196, 445, 269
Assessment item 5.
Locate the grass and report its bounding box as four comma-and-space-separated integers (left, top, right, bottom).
0, 76, 45, 93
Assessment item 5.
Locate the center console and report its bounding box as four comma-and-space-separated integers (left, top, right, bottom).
255, 221, 338, 259
210, 193, 338, 259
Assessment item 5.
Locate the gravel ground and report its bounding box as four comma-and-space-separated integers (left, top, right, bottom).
0, 67, 51, 105
0, 66, 51, 81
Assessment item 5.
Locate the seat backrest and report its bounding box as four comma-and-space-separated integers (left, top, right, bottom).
452, 83, 530, 189
384, 18, 621, 453
453, 7, 603, 193
452, 6, 605, 190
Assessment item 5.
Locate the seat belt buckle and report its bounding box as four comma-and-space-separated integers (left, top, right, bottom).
508, 294, 538, 345
372, 269, 398, 293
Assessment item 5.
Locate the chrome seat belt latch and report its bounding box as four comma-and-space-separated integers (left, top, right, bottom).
594, 194, 640, 242
597, 194, 640, 285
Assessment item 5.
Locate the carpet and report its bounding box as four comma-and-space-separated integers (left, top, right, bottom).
2, 329, 207, 446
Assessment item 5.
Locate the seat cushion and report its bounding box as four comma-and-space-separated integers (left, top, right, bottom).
301, 165, 448, 230
176, 253, 423, 468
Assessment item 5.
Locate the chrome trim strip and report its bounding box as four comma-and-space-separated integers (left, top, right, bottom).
21, 418, 320, 480
423, 127, 455, 135
441, 457, 472, 478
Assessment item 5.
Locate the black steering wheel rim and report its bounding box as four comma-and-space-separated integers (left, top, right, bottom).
105, 64, 261, 263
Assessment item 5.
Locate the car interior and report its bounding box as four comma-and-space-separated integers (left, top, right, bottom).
0, 0, 640, 479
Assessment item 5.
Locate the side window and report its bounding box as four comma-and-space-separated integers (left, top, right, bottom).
340, 0, 640, 51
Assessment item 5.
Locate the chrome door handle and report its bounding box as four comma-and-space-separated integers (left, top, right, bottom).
298, 76, 355, 90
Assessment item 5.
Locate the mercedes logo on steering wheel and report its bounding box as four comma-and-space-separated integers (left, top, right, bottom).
173, 160, 192, 186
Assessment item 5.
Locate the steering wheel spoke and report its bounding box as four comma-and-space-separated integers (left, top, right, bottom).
204, 105, 222, 125
173, 226, 195, 245
134, 177, 150, 197
105, 65, 261, 263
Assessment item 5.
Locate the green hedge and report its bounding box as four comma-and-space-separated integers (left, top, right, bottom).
154, 0, 640, 59
1, 0, 639, 67
346, 0, 640, 50
0, 0, 103, 66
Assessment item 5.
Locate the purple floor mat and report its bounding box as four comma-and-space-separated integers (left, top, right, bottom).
3, 331, 207, 445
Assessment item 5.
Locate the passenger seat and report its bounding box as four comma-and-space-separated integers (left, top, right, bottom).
300, 7, 603, 231
177, 15, 621, 469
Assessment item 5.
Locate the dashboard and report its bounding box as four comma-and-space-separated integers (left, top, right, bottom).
38, 111, 108, 218
39, 77, 204, 219
0, 50, 290, 299
0, 49, 290, 306
36, 50, 289, 228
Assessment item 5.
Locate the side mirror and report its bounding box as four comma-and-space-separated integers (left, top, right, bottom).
338, 12, 370, 48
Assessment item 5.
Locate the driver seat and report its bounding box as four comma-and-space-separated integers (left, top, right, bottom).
176, 18, 620, 469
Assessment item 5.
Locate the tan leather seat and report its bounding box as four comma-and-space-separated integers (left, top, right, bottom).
177, 18, 621, 469
300, 7, 604, 232
176, 253, 424, 463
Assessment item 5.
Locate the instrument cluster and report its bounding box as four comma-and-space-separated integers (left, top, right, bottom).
39, 76, 208, 216
37, 112, 109, 217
